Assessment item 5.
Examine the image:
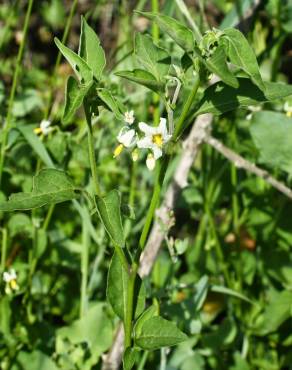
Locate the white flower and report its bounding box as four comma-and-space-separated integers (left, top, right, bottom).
3, 269, 19, 295
34, 120, 52, 136
284, 102, 292, 118
137, 117, 172, 170
124, 110, 135, 125
146, 153, 155, 170
113, 127, 136, 158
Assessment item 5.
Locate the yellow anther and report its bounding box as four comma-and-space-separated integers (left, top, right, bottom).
286, 111, 292, 118
34, 127, 42, 135
10, 279, 18, 290
113, 144, 124, 158
152, 134, 163, 147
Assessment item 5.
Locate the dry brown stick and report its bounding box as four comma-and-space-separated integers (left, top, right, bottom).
205, 135, 292, 200
101, 113, 213, 370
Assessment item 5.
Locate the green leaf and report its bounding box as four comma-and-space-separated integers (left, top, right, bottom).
115, 69, 164, 94
94, 190, 125, 248
54, 37, 93, 84
135, 316, 187, 350
138, 12, 195, 52
0, 169, 79, 211
255, 291, 292, 335
97, 89, 125, 120
250, 111, 292, 175
18, 125, 54, 167
195, 79, 292, 116
210, 285, 254, 305
56, 303, 113, 366
135, 33, 170, 80
107, 252, 145, 321
123, 348, 139, 370
79, 16, 106, 80
12, 89, 43, 117
221, 28, 265, 91
63, 76, 93, 123
205, 47, 239, 88
14, 350, 58, 370
134, 305, 159, 338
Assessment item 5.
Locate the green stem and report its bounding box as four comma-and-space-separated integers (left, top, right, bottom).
0, 0, 34, 186
1, 228, 8, 272
137, 351, 149, 370
205, 204, 231, 286
151, 0, 160, 125
84, 102, 101, 196
173, 74, 200, 140
44, 0, 78, 120
43, 204, 55, 231
80, 215, 89, 317
231, 127, 239, 233
124, 262, 138, 348
124, 160, 137, 238
139, 157, 169, 250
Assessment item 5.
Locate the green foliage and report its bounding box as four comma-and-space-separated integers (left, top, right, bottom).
0, 169, 78, 211
250, 111, 292, 175
134, 316, 187, 350
94, 190, 125, 248
107, 252, 145, 320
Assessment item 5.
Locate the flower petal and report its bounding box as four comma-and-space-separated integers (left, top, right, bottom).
146, 154, 156, 171
139, 122, 156, 136
152, 146, 162, 160
118, 129, 136, 147
137, 137, 153, 149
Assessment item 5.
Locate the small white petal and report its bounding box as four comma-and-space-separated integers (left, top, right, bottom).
139, 122, 156, 136
158, 117, 167, 135
137, 137, 153, 149
146, 153, 156, 171
152, 146, 162, 160
3, 272, 10, 282
40, 120, 51, 130
124, 110, 135, 125
118, 129, 136, 147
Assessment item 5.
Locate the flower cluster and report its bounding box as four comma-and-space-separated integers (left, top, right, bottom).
113, 111, 172, 170
284, 102, 292, 117
2, 268, 19, 295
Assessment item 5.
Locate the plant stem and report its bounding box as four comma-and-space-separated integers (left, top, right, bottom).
84, 102, 101, 196
80, 214, 89, 317
173, 74, 200, 140
137, 351, 149, 370
231, 127, 239, 233
0, 0, 34, 186
124, 160, 137, 238
151, 0, 160, 125
139, 157, 169, 250
1, 228, 8, 272
124, 262, 138, 348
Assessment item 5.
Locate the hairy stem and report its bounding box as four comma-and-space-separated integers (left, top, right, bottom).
0, 0, 34, 186
124, 262, 138, 348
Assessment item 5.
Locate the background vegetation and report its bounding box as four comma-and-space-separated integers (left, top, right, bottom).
1, 0, 292, 369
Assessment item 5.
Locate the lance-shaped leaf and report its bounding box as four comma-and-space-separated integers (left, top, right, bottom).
107, 252, 145, 321
205, 47, 238, 88
134, 316, 187, 350
54, 37, 93, 84
0, 169, 79, 211
123, 348, 139, 370
221, 28, 265, 92
94, 190, 125, 248
115, 69, 164, 94
134, 305, 159, 338
79, 16, 106, 80
18, 125, 54, 167
137, 11, 195, 52
250, 111, 292, 175
195, 79, 292, 116
97, 89, 125, 120
135, 33, 170, 80
63, 76, 93, 123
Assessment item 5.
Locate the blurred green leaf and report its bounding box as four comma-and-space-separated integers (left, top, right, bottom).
107, 252, 145, 321
123, 347, 139, 370
0, 169, 79, 211
12, 89, 43, 117
13, 350, 57, 370
18, 124, 54, 167
250, 111, 292, 175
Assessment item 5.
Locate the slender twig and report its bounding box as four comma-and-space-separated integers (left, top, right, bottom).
0, 0, 34, 186
205, 136, 292, 200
